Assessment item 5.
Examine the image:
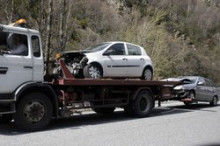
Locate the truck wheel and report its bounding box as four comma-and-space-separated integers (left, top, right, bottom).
83, 64, 102, 79
0, 114, 13, 123
14, 93, 52, 131
92, 107, 115, 115
210, 96, 218, 106
133, 90, 153, 117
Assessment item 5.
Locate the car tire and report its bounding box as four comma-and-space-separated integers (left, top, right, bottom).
83, 64, 103, 79
92, 107, 115, 115
184, 91, 195, 106
14, 93, 53, 131
132, 90, 154, 117
142, 67, 153, 81
210, 96, 218, 106
189, 91, 195, 100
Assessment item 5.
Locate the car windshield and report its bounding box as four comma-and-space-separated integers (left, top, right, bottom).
83, 43, 111, 53
177, 76, 197, 83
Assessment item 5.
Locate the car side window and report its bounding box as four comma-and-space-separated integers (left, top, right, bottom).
104, 43, 125, 55
208, 80, 215, 87
205, 79, 210, 86
127, 44, 141, 55
31, 36, 41, 57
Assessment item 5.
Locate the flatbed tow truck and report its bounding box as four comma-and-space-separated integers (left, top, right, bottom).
0, 20, 180, 131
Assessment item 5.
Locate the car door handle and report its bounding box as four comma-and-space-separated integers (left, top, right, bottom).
0, 67, 8, 74
140, 58, 145, 61
24, 66, 33, 69
123, 58, 128, 61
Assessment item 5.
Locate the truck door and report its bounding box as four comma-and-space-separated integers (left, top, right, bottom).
31, 35, 44, 82
0, 31, 32, 93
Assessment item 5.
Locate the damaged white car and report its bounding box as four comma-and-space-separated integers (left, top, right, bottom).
54, 42, 154, 80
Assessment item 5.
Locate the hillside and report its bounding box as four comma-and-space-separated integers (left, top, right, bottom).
0, 0, 219, 82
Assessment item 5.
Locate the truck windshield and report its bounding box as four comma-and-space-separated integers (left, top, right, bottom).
83, 43, 111, 53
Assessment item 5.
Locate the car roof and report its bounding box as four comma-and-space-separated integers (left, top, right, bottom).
104, 41, 143, 48
178, 76, 201, 78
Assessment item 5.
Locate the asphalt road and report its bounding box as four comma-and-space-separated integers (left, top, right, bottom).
0, 101, 220, 146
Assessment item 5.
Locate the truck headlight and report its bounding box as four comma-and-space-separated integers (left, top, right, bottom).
174, 85, 184, 90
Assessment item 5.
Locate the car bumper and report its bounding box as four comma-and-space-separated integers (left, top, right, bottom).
172, 89, 190, 99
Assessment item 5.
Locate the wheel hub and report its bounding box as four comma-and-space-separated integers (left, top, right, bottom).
140, 97, 147, 111
23, 101, 45, 123
88, 66, 101, 78
144, 70, 152, 80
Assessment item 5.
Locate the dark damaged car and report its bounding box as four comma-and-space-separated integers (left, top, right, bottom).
54, 42, 154, 80
163, 76, 220, 106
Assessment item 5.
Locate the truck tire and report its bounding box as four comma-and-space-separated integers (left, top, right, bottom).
14, 93, 53, 131
133, 90, 153, 117
0, 114, 13, 123
92, 107, 115, 115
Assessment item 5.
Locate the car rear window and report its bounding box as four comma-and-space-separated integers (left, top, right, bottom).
127, 44, 141, 55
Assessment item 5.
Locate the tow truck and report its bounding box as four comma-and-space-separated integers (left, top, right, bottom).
0, 20, 180, 131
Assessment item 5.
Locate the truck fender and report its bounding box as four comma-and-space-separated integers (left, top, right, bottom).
131, 87, 154, 102
14, 82, 59, 117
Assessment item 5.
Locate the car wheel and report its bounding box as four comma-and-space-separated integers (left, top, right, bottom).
142, 68, 153, 80
14, 93, 53, 131
210, 96, 218, 106
189, 91, 195, 100
83, 64, 102, 79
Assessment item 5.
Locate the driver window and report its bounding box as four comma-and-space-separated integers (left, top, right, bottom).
104, 43, 125, 55
0, 31, 28, 56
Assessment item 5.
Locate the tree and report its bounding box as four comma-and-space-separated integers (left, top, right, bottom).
45, 0, 54, 75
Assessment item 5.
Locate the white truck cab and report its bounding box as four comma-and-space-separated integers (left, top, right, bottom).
0, 24, 44, 94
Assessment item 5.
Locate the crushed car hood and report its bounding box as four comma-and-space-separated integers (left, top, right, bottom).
162, 77, 196, 90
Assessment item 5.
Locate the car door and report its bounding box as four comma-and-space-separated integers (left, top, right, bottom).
102, 43, 129, 77
204, 79, 215, 102
126, 43, 144, 76
0, 31, 32, 94
195, 77, 207, 101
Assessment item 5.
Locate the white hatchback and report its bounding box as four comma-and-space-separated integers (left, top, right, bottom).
61, 42, 154, 80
